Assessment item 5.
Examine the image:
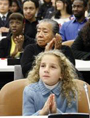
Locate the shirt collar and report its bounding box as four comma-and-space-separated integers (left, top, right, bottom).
39, 79, 62, 96
0, 12, 8, 18
72, 17, 88, 23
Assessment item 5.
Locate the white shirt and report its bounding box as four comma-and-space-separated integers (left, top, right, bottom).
0, 12, 8, 20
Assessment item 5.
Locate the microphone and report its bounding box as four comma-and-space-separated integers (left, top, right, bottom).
83, 83, 90, 118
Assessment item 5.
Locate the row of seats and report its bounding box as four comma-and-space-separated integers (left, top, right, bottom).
0, 78, 90, 116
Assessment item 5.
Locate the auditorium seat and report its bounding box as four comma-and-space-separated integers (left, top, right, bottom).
0, 79, 90, 116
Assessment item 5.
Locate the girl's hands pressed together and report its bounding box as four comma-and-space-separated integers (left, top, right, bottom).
39, 94, 57, 115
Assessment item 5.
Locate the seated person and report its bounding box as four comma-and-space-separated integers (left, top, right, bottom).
21, 19, 76, 77
0, 0, 11, 36
71, 19, 90, 84
60, 0, 88, 42
52, 0, 73, 29
37, 0, 52, 20
23, 0, 39, 39
23, 50, 79, 116
9, 0, 23, 14
0, 13, 35, 58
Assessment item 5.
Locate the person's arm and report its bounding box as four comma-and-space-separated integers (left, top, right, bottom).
20, 44, 35, 77
71, 32, 90, 60
0, 38, 8, 58
60, 23, 67, 42
23, 86, 41, 116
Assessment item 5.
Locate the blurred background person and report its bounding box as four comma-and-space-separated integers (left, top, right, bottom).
0, 0, 11, 37
23, 0, 39, 39
45, 0, 56, 19
0, 13, 35, 58
52, 0, 73, 29
71, 19, 90, 84
37, 0, 52, 20
60, 0, 88, 42
10, 0, 23, 14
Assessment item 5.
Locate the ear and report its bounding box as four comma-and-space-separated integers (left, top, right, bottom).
59, 74, 63, 80
23, 23, 25, 31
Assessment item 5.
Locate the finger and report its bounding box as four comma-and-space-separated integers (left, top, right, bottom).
45, 40, 54, 51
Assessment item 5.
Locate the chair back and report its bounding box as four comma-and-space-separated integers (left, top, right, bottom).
0, 79, 29, 116
0, 79, 90, 116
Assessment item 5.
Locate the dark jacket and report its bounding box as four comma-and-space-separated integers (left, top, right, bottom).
0, 34, 35, 58
21, 43, 75, 77
0, 12, 11, 36
37, 2, 52, 20
45, 6, 55, 19
24, 19, 38, 39
71, 31, 90, 60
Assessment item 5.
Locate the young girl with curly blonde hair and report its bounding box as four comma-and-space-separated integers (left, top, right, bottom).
23, 50, 78, 116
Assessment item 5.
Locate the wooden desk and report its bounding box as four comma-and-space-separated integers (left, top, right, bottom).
0, 58, 14, 72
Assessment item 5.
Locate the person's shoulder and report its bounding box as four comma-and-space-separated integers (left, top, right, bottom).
0, 35, 11, 43
62, 19, 74, 26
24, 35, 36, 43
24, 82, 40, 93
25, 43, 37, 50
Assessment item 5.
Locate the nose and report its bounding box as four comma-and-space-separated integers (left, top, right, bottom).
44, 66, 49, 73
26, 9, 31, 13
12, 22, 16, 27
38, 31, 43, 36
37, 31, 44, 38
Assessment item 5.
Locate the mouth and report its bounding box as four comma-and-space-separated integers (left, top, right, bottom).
43, 75, 50, 77
12, 29, 17, 32
26, 14, 32, 18
37, 39, 44, 43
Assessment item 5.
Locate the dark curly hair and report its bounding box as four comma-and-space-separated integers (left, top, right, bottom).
81, 19, 90, 47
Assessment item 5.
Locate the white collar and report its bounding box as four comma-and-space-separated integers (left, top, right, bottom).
0, 12, 8, 18
43, 82, 60, 90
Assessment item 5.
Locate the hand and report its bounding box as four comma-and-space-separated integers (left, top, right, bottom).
45, 33, 62, 51
11, 35, 24, 57
14, 35, 24, 51
0, 27, 9, 33
49, 94, 57, 113
45, 39, 54, 51
54, 33, 62, 49
39, 95, 51, 115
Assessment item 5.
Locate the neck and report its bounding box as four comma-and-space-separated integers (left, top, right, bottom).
60, 10, 70, 18
43, 82, 59, 90
76, 16, 85, 23
29, 17, 36, 23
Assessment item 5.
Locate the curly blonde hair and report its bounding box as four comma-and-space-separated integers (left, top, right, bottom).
27, 50, 78, 103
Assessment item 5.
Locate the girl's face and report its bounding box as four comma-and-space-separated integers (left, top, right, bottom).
56, 1, 65, 11
39, 54, 62, 86
10, 2, 19, 13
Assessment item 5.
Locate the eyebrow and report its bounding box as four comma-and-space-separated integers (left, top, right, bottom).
41, 62, 58, 66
